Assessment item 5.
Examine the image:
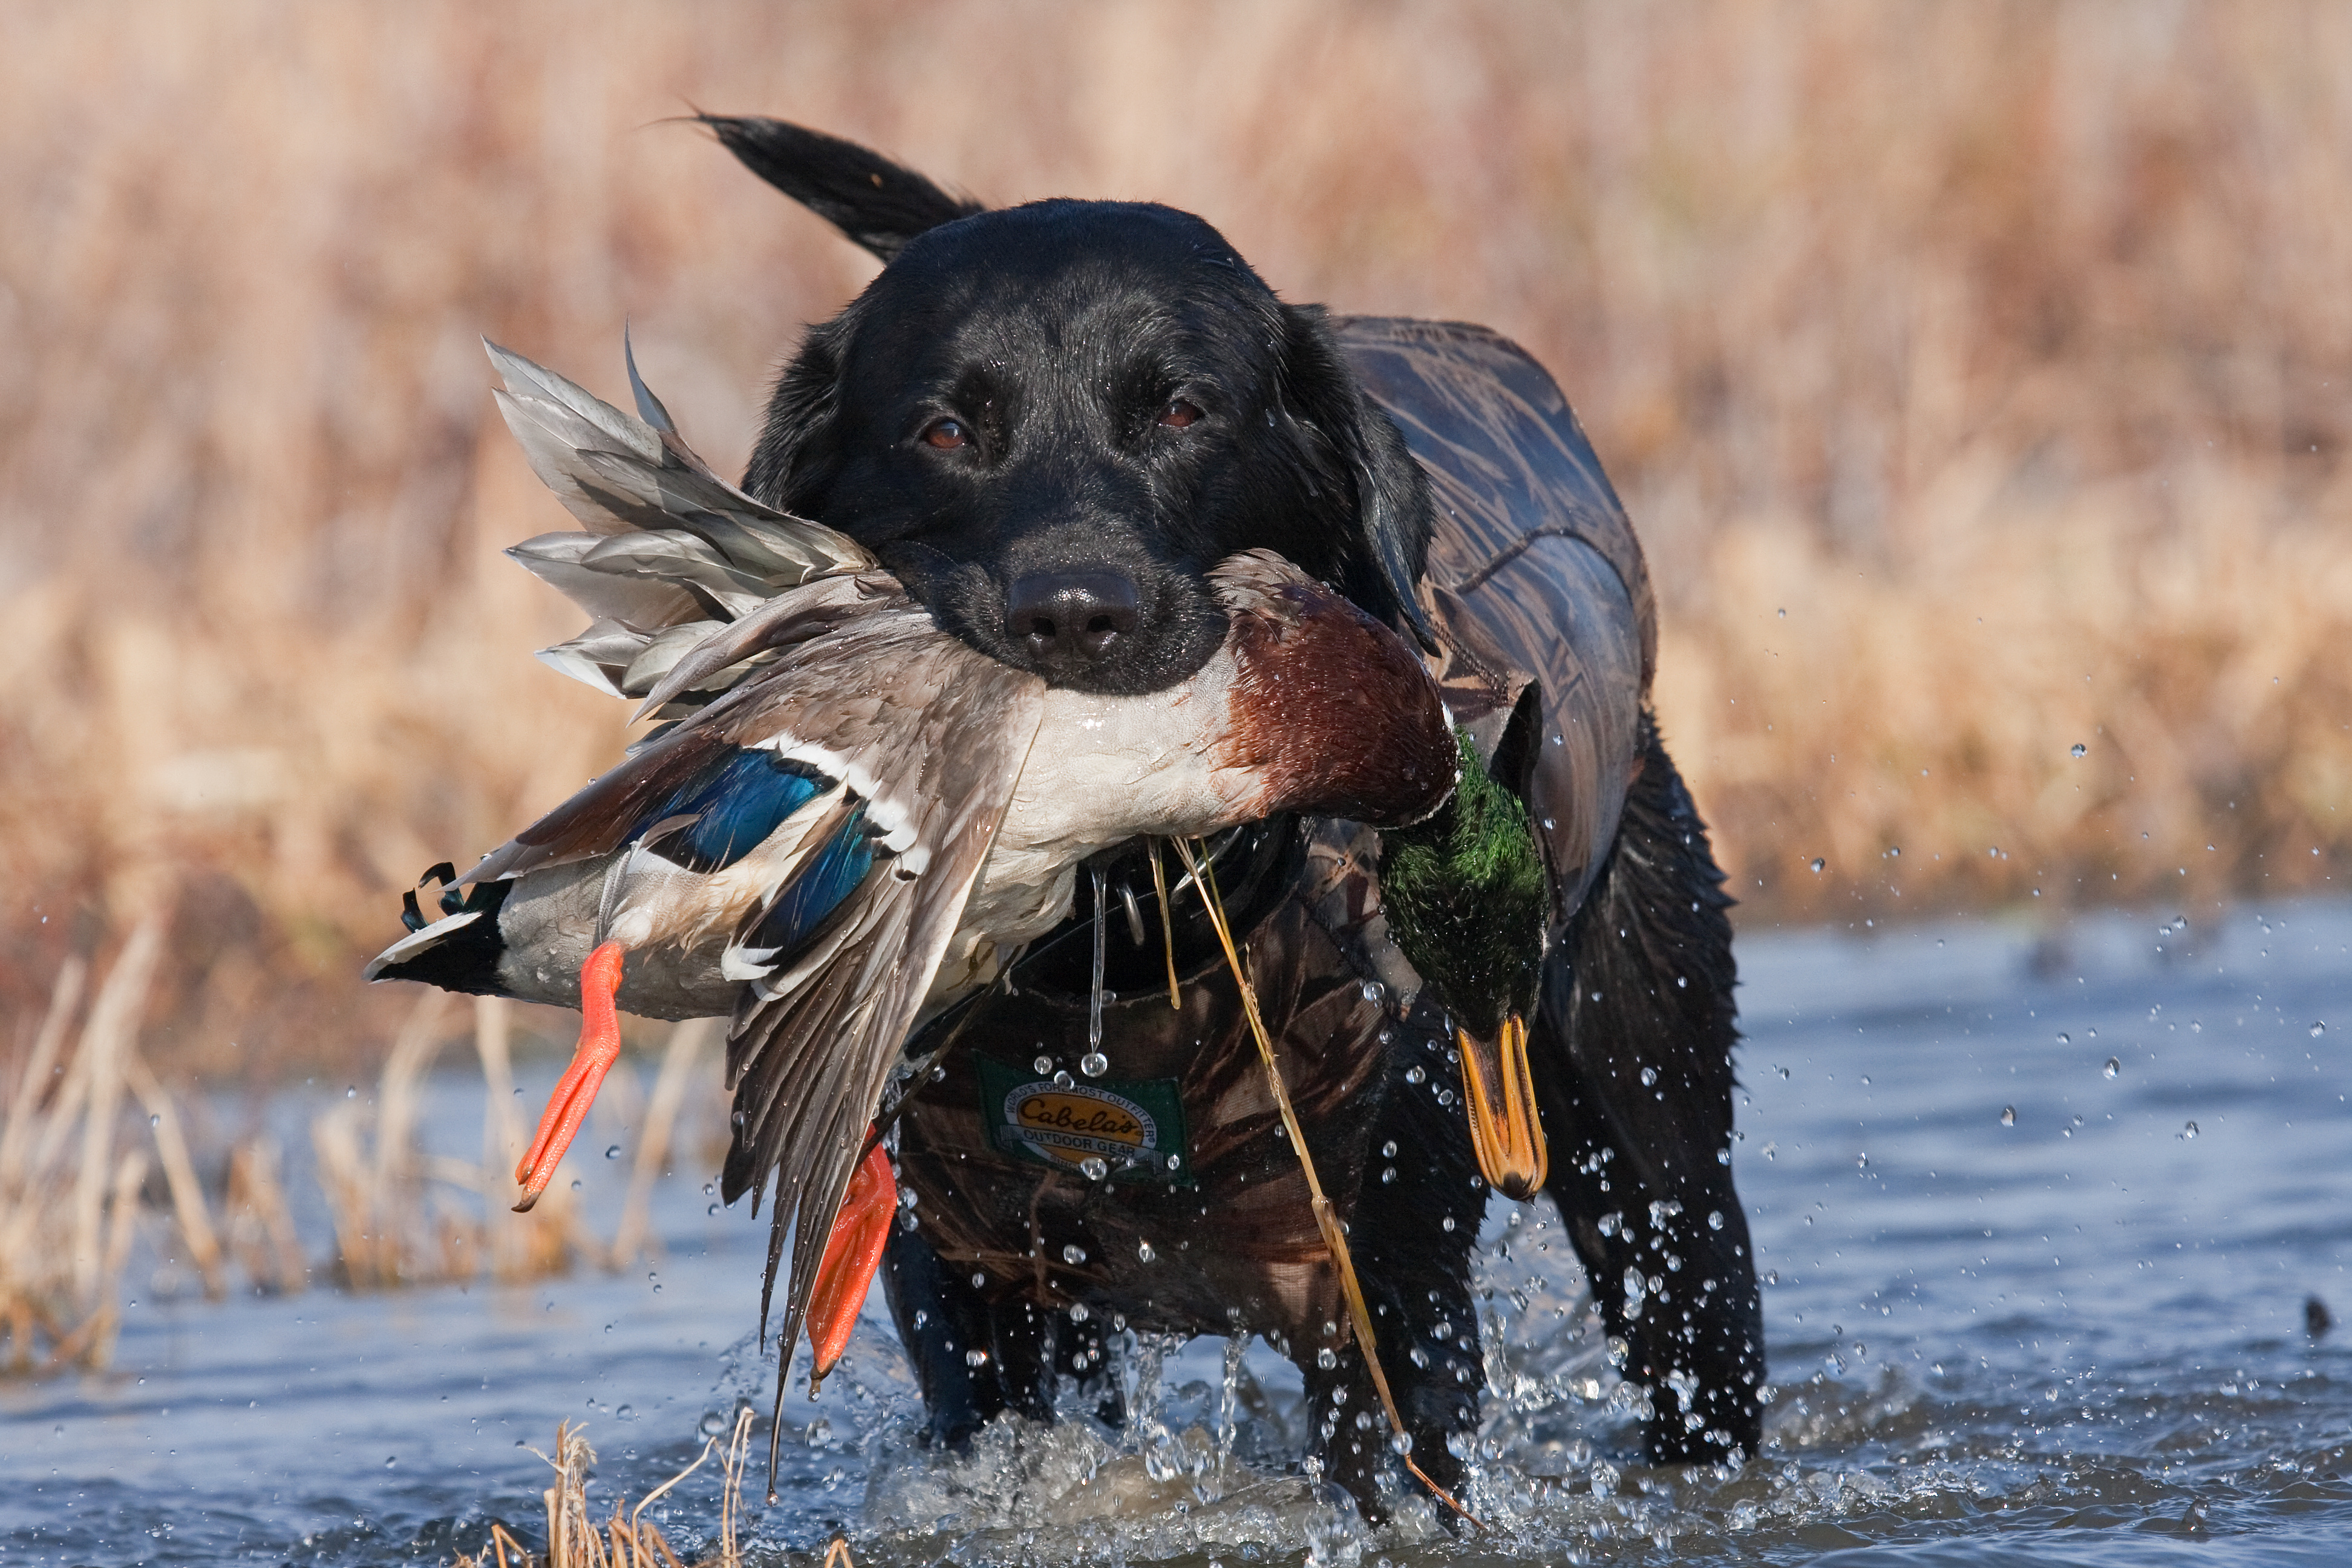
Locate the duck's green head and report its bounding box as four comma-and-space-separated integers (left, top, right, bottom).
1377, 726, 1547, 1040
1377, 725, 1550, 1199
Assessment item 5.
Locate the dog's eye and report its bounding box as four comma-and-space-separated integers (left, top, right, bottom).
921, 417, 971, 451
1156, 399, 1204, 430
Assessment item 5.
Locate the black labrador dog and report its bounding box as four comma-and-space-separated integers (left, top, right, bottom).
707, 117, 1763, 1517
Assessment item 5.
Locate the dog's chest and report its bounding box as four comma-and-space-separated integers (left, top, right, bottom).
893, 823, 1430, 1340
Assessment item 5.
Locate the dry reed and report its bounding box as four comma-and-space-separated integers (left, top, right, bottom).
307, 995, 709, 1289
2, 1, 2346, 1067
314, 990, 593, 1287
0, 917, 225, 1370
450, 1409, 793, 1568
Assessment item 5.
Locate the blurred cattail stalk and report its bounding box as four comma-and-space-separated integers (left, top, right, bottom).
313, 992, 594, 1288
310, 994, 707, 1289
0, 918, 225, 1372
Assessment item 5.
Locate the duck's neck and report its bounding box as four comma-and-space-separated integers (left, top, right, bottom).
1376, 730, 1547, 1039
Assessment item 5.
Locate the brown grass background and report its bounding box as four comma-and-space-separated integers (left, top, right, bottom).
3, 1, 2347, 1078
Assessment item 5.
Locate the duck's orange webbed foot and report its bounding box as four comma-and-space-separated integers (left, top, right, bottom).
806, 1134, 896, 1394
512, 941, 627, 1213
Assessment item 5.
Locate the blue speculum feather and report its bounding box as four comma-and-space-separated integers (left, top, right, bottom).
639, 748, 829, 874
745, 802, 875, 958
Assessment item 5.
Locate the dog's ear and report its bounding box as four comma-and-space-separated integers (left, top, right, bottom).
702, 116, 986, 263
1278, 304, 1440, 651
744, 308, 856, 513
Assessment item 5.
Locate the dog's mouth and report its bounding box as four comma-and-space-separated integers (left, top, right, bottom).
885, 545, 1228, 696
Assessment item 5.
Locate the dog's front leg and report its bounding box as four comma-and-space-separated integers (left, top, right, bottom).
1290, 1041, 1488, 1524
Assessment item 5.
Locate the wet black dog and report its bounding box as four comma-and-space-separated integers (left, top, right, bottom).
730, 134, 1431, 700
707, 117, 1763, 1515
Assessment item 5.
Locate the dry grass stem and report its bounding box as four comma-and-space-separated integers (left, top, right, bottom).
314, 990, 600, 1289
452, 1412, 762, 1568
609, 1018, 717, 1270
1169, 836, 1478, 1526
120, 1047, 225, 1299
224, 1134, 309, 1295
0, 926, 221, 1372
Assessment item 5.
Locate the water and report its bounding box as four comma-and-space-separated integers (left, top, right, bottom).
5, 898, 2347, 1564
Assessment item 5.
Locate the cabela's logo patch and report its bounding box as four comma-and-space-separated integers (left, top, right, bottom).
976, 1057, 1192, 1186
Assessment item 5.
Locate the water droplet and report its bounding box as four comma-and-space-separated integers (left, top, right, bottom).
2001, 1106, 2017, 1127
2103, 1057, 2120, 1079
2181, 1121, 2200, 1140
1381, 1166, 1397, 1183
149, 1113, 160, 1128
971, 1271, 987, 1287
702, 1181, 716, 1197
572, 1179, 583, 1191
965, 1348, 990, 1368
1080, 1051, 1109, 1078
616, 1403, 635, 1421
1316, 1347, 1338, 1369
1405, 1065, 1425, 1085
1442, 1215, 1456, 1232
2071, 743, 2087, 758
1809, 858, 1825, 874
699, 1410, 727, 1437
2056, 1032, 2069, 1044
1069, 1302, 1089, 1322
1136, 1240, 1155, 1263
345, 1086, 357, 1099
1062, 1243, 1088, 1265
1053, 1070, 1074, 1088
2312, 1022, 2328, 1038
707, 1203, 720, 1216
604, 1145, 621, 1160
385, 1455, 397, 1468
1033, 1055, 1053, 1074
1165, 1153, 1181, 1170
1079, 1155, 1109, 1181
1639, 1066, 1659, 1086
1382, 1140, 1397, 1158
1361, 980, 1385, 1005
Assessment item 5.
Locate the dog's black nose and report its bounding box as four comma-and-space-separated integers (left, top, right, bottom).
1006, 569, 1142, 668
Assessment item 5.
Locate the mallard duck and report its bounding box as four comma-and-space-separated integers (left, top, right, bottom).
366, 342, 1454, 1386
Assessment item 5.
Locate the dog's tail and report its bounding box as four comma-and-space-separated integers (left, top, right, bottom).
701, 116, 985, 263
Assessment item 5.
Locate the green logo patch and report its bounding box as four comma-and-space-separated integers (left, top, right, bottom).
976, 1056, 1193, 1186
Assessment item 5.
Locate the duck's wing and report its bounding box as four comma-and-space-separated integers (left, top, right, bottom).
469, 575, 1047, 1364
705, 614, 1050, 1377
485, 339, 875, 712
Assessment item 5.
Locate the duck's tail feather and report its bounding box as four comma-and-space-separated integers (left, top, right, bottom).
483, 339, 874, 708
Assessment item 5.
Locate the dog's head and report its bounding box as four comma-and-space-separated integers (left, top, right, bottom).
713, 118, 1434, 697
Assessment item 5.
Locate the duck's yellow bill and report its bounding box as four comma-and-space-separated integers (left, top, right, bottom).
1459, 1014, 1548, 1200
